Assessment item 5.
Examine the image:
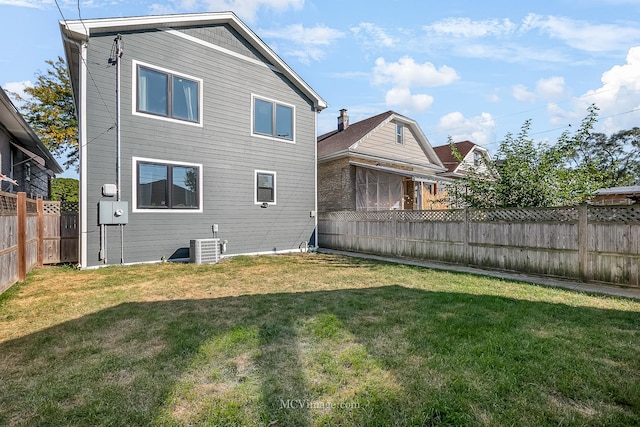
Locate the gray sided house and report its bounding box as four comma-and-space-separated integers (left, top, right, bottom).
0, 88, 63, 198
317, 110, 448, 211
60, 12, 327, 268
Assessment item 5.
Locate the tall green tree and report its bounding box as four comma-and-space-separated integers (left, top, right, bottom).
11, 56, 78, 170
565, 126, 640, 187
50, 177, 79, 202
452, 105, 607, 208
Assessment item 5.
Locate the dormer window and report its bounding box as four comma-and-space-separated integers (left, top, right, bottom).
396, 123, 404, 144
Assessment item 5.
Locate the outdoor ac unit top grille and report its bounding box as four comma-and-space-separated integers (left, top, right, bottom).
190, 238, 221, 264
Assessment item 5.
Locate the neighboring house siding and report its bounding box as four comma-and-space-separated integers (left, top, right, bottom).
0, 129, 11, 192
0, 128, 49, 198
354, 121, 434, 169
318, 157, 355, 212
83, 25, 317, 266
456, 149, 490, 176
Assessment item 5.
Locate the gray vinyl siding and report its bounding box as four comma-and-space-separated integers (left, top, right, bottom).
83, 25, 317, 267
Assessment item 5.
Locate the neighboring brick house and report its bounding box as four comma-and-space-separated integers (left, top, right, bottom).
317, 110, 449, 211
0, 88, 62, 198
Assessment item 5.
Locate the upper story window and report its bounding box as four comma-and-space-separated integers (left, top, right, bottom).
252, 95, 294, 142
473, 151, 481, 166
132, 157, 203, 213
396, 124, 404, 144
133, 60, 203, 126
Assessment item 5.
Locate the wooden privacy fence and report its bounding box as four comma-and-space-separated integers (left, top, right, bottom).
0, 191, 78, 293
318, 205, 640, 288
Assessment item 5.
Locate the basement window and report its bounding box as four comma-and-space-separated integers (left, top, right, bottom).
255, 170, 276, 205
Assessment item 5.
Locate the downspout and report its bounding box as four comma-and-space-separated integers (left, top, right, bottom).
313, 106, 319, 250
115, 34, 124, 265
80, 41, 88, 269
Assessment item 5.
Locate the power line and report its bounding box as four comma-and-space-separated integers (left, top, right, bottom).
55, 0, 116, 127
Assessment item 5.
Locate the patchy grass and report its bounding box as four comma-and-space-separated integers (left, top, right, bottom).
0, 254, 639, 426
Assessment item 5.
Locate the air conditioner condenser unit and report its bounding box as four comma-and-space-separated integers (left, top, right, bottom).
190, 238, 221, 264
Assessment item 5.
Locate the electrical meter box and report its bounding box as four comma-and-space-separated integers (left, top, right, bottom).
98, 201, 129, 225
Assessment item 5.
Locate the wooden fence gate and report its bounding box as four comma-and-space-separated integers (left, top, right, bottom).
0, 192, 78, 293
42, 200, 79, 264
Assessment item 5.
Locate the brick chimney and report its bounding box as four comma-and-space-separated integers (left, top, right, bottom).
337, 109, 349, 131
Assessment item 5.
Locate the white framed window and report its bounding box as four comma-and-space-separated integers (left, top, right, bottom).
132, 60, 203, 126
251, 94, 295, 142
396, 123, 404, 144
132, 157, 203, 213
473, 150, 481, 166
255, 170, 276, 205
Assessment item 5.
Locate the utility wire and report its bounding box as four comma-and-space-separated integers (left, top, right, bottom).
55, 0, 117, 143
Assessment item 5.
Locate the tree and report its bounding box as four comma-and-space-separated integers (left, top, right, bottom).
565, 126, 640, 187
11, 56, 78, 170
452, 105, 606, 208
50, 178, 79, 202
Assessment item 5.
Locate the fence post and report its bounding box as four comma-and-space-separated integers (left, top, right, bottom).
37, 199, 44, 267
578, 204, 590, 282
464, 207, 470, 265
17, 192, 26, 282
392, 211, 398, 256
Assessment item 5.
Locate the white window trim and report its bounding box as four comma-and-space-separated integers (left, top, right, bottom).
396, 123, 404, 145
251, 94, 296, 144
254, 169, 277, 205
132, 156, 203, 213
131, 60, 204, 127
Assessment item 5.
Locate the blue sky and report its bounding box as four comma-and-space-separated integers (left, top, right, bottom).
2, 0, 640, 175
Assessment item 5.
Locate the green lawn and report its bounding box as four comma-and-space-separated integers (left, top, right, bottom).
0, 254, 638, 426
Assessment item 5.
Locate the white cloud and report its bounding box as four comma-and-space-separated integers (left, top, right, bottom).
372, 56, 458, 113
547, 103, 581, 126
260, 23, 343, 46
536, 76, 566, 100
424, 17, 517, 38
259, 23, 344, 64
283, 47, 325, 65
385, 88, 433, 112
549, 46, 640, 132
512, 76, 566, 103
437, 111, 496, 146
350, 22, 396, 48
0, 0, 129, 8
0, 0, 52, 7
2, 81, 32, 106
373, 56, 459, 88
512, 84, 536, 103
149, 0, 304, 23
521, 13, 640, 52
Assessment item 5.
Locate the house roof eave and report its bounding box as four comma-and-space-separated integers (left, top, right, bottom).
60, 12, 327, 112
0, 89, 63, 174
